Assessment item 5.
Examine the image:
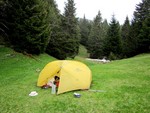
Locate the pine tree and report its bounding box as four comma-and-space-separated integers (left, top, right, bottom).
131, 0, 150, 54
79, 15, 91, 47
138, 17, 150, 53
5, 0, 51, 54
102, 19, 109, 39
104, 15, 122, 59
46, 0, 80, 59
61, 0, 80, 59
45, 0, 65, 59
87, 11, 105, 58
0, 0, 9, 43
121, 16, 131, 57
133, 0, 149, 23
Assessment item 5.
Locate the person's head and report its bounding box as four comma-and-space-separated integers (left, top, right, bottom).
54, 76, 59, 80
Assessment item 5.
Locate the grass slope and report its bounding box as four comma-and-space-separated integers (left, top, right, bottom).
0, 46, 150, 113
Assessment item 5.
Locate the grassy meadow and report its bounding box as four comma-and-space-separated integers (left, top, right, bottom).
0, 46, 150, 113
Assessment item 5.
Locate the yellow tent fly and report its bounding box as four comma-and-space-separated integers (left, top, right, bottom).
37, 60, 92, 94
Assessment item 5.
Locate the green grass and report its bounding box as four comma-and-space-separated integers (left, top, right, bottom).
0, 46, 150, 113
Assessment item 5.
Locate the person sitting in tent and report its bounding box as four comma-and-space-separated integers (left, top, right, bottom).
54, 76, 60, 88
51, 76, 60, 93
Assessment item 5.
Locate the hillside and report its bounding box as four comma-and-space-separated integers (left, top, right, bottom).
0, 46, 150, 113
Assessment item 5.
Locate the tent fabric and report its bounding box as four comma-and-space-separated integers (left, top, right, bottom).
37, 60, 92, 94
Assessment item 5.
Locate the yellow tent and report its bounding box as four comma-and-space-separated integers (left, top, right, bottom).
37, 60, 92, 94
